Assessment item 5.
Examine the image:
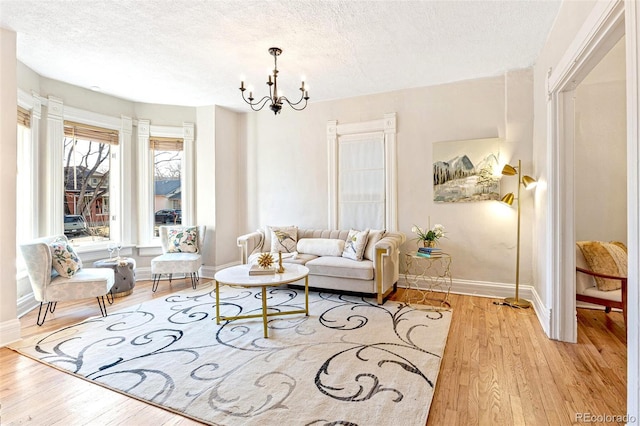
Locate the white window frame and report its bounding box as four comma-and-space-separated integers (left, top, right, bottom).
17, 89, 41, 243
327, 113, 398, 231
137, 121, 195, 246
44, 96, 132, 248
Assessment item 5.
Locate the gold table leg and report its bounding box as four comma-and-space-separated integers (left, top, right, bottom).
215, 280, 220, 325
305, 276, 309, 315
261, 285, 268, 338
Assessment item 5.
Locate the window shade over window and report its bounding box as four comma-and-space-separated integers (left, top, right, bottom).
17, 106, 30, 128
150, 137, 184, 151
338, 133, 386, 230
64, 121, 119, 145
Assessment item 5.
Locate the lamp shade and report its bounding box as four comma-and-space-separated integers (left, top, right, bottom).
500, 192, 515, 205
501, 164, 517, 176
522, 175, 537, 190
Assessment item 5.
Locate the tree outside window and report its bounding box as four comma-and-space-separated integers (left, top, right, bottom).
63, 122, 118, 241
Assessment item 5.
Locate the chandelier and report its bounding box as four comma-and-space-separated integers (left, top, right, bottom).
239, 47, 309, 115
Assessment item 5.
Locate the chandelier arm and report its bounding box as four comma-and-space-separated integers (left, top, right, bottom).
280, 93, 307, 107
281, 97, 309, 111
248, 96, 273, 111
241, 91, 273, 111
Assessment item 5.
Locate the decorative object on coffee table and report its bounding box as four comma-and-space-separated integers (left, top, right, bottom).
257, 252, 274, 268
277, 251, 285, 273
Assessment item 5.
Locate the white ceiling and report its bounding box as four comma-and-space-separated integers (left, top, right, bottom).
0, 0, 561, 111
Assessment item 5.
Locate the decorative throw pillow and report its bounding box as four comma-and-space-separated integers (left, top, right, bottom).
167, 227, 198, 253
364, 229, 386, 261
577, 241, 627, 291
269, 226, 298, 253
50, 239, 82, 278
297, 238, 345, 257
342, 229, 370, 261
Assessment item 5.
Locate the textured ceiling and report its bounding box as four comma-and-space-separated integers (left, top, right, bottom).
0, 0, 561, 111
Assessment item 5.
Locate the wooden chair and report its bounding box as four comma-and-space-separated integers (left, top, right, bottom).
576, 244, 627, 328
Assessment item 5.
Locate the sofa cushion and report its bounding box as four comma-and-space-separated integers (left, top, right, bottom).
306, 256, 374, 281
297, 238, 345, 257
342, 229, 370, 261
269, 225, 298, 253
364, 229, 386, 261
283, 253, 318, 265
248, 252, 319, 265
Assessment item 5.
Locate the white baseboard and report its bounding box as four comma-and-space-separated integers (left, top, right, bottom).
399, 275, 551, 337
135, 262, 240, 282
0, 318, 22, 347
17, 292, 39, 318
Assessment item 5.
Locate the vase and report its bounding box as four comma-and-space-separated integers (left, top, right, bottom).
423, 240, 436, 248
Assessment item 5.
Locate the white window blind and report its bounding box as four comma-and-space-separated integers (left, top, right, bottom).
338, 132, 385, 230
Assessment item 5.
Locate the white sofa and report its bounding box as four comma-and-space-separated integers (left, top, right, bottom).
237, 228, 406, 304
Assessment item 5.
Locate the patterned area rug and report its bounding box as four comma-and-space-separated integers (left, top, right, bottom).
10, 282, 452, 426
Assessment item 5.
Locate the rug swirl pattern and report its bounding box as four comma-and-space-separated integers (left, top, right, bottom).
10, 282, 452, 425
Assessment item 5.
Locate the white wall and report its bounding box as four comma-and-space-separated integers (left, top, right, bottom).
214, 106, 241, 266
575, 37, 627, 243
532, 0, 600, 305
0, 28, 20, 344
240, 72, 535, 285
195, 105, 216, 269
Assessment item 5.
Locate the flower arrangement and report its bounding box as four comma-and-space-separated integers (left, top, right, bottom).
411, 223, 446, 246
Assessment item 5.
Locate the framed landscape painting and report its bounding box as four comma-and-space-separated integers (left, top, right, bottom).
433, 137, 501, 203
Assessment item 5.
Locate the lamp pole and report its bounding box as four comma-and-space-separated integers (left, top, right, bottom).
505, 159, 531, 309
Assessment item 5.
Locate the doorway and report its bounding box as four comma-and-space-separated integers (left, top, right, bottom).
574, 36, 627, 335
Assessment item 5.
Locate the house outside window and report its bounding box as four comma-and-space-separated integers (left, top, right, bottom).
152, 137, 183, 236
63, 121, 118, 241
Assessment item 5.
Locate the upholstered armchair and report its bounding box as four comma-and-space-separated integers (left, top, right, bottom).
151, 225, 206, 292
576, 241, 627, 328
20, 235, 115, 325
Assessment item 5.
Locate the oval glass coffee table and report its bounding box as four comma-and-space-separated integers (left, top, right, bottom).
214, 263, 309, 338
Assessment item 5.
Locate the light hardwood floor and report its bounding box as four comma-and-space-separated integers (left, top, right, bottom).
0, 280, 627, 425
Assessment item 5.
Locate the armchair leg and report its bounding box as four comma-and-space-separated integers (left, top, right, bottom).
96, 296, 108, 317
106, 291, 114, 305
190, 273, 197, 289
152, 274, 161, 292
36, 302, 52, 326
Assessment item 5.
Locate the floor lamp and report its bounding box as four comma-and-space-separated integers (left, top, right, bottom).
500, 159, 537, 309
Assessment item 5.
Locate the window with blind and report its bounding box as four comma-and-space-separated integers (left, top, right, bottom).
152, 137, 183, 236
63, 121, 118, 241
338, 133, 386, 230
